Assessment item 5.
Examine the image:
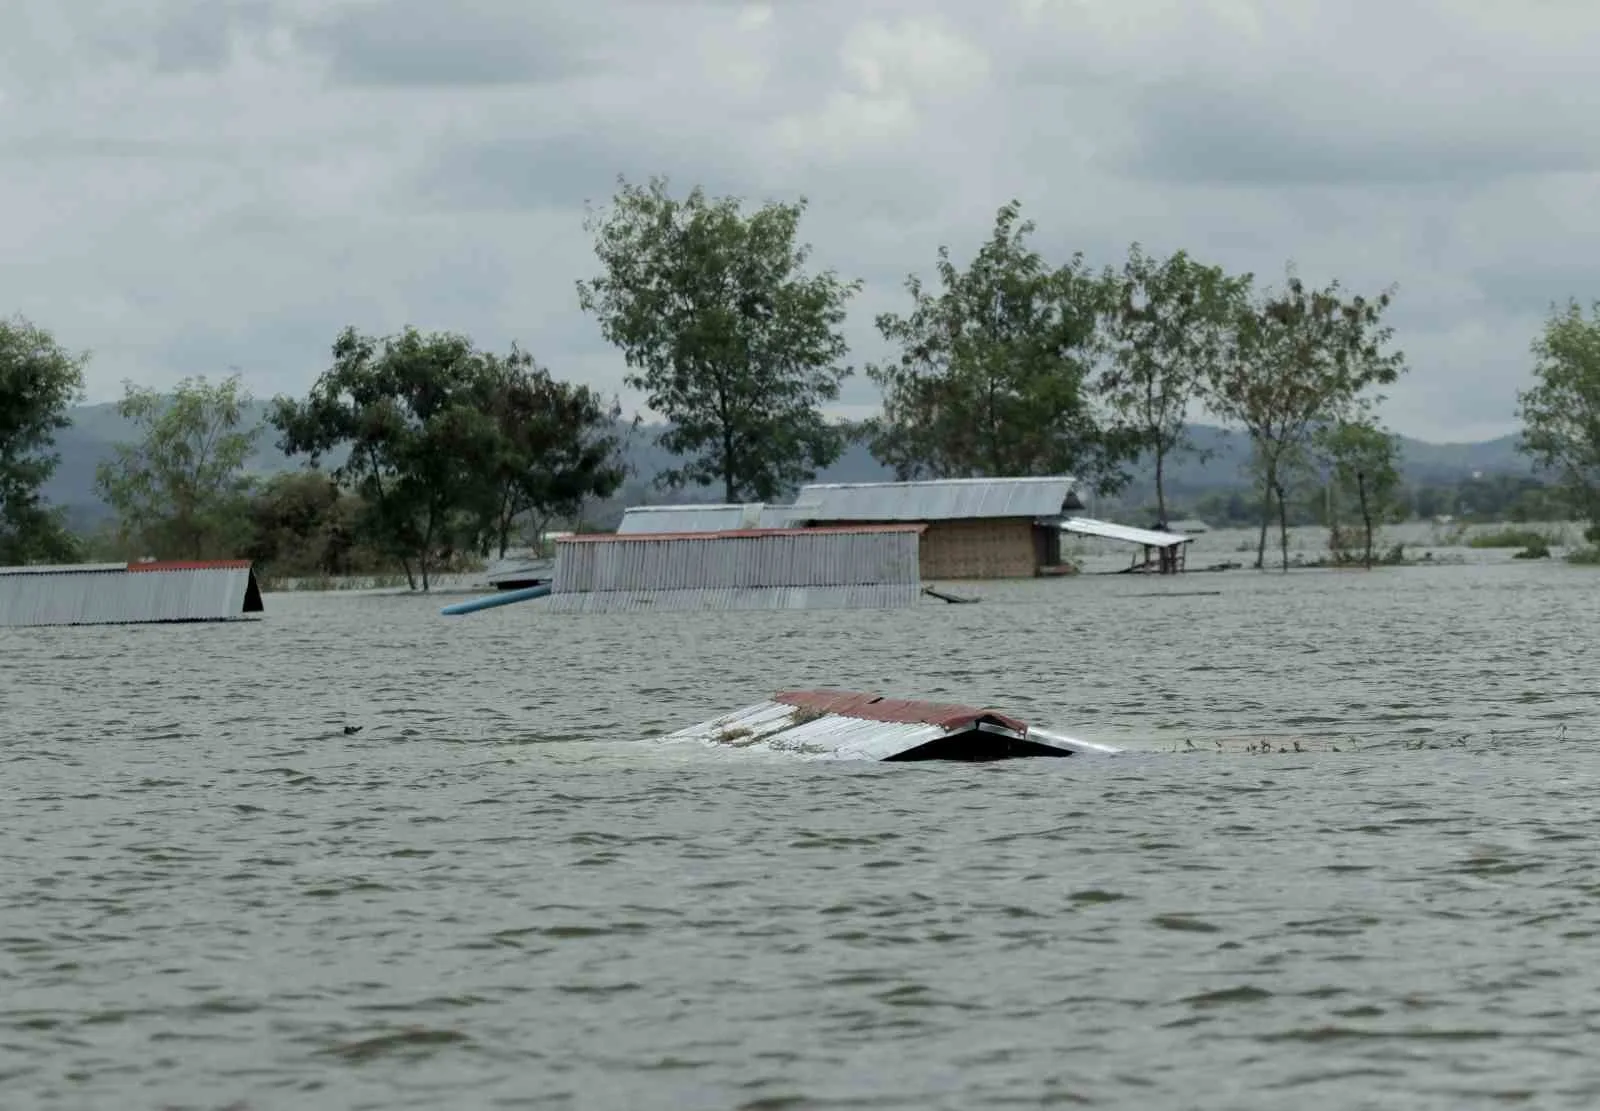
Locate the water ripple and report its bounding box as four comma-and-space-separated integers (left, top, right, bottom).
3, 564, 1600, 1108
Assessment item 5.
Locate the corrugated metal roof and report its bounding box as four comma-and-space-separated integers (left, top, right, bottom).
553, 527, 923, 591
617, 503, 805, 534
652, 690, 1123, 760
0, 561, 265, 627
793, 476, 1081, 522
1060, 517, 1194, 548
542, 584, 922, 613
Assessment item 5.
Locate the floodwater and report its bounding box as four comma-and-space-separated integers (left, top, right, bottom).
5, 549, 1600, 1110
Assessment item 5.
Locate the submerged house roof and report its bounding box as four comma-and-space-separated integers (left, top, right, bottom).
545, 525, 925, 613
655, 688, 1123, 761
616, 502, 804, 534
793, 476, 1083, 522
1060, 518, 1195, 549
0, 560, 265, 628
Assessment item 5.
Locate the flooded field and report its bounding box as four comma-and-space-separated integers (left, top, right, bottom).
4, 548, 1599, 1109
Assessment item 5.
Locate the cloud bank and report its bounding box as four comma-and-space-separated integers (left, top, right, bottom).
3, 0, 1598, 441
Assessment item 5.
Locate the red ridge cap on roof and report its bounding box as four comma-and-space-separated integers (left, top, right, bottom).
772, 689, 1028, 733
559, 524, 927, 543
127, 560, 254, 572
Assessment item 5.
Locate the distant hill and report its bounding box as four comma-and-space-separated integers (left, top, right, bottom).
40, 401, 1533, 529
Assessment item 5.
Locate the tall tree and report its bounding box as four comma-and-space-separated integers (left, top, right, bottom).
1315, 418, 1401, 568
577, 175, 861, 503
270, 326, 504, 591
95, 374, 260, 560
1204, 267, 1406, 570
1516, 299, 1600, 530
1098, 245, 1249, 525
0, 315, 88, 563
865, 200, 1136, 488
476, 348, 631, 558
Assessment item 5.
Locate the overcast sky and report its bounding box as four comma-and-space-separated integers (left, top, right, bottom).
4, 0, 1597, 443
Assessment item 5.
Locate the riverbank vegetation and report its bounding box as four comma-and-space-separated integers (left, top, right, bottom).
4, 180, 1599, 583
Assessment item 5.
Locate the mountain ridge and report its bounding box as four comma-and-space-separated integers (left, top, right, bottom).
39, 401, 1534, 527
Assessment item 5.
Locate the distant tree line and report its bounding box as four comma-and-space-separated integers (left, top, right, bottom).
4, 175, 1600, 579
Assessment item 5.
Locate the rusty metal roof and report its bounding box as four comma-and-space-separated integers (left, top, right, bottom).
0, 560, 265, 627
653, 689, 1122, 761
793, 476, 1082, 522
548, 526, 924, 611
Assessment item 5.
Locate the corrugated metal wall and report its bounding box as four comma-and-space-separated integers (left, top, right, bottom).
0, 562, 263, 627
542, 584, 922, 613
547, 528, 923, 611
554, 529, 921, 592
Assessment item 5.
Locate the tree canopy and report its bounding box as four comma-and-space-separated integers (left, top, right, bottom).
1204, 268, 1406, 569
94, 373, 259, 560
0, 315, 87, 563
577, 175, 860, 502
866, 201, 1137, 490
271, 326, 627, 589
1097, 244, 1248, 524
1517, 299, 1600, 528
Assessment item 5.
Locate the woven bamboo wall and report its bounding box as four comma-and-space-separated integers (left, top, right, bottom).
918, 519, 1039, 580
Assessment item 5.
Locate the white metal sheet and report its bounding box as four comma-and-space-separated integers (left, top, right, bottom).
1060, 517, 1194, 548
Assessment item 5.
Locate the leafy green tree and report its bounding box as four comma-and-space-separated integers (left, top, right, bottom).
577, 175, 860, 502
0, 315, 88, 563
95, 374, 259, 559
1516, 299, 1600, 532
1316, 419, 1401, 568
270, 326, 505, 590
1204, 267, 1406, 570
243, 471, 371, 578
475, 348, 631, 558
1097, 245, 1249, 524
866, 200, 1136, 489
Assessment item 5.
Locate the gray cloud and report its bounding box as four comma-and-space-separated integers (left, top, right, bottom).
294, 0, 608, 87
1, 0, 1598, 445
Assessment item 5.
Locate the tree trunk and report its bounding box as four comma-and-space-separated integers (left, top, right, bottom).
1254, 475, 1272, 571
719, 383, 737, 504
1358, 471, 1373, 569
400, 557, 416, 591
1154, 446, 1167, 527
1274, 478, 1290, 572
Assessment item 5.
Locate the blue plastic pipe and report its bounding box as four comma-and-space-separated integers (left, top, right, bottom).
440, 583, 552, 616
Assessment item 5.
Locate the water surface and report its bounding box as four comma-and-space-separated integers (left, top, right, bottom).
4, 559, 1600, 1109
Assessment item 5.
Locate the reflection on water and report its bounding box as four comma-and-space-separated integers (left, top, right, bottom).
4, 559, 1600, 1109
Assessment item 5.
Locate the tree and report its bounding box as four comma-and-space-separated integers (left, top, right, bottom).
475, 348, 631, 558
577, 175, 860, 503
270, 326, 505, 591
243, 471, 368, 578
866, 201, 1137, 489
1516, 300, 1600, 531
95, 374, 259, 560
1098, 245, 1248, 525
1204, 267, 1406, 570
1316, 419, 1401, 568
0, 315, 87, 564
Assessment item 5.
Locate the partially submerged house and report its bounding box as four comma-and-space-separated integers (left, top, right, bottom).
543, 525, 925, 612
0, 560, 265, 628
787, 477, 1084, 580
